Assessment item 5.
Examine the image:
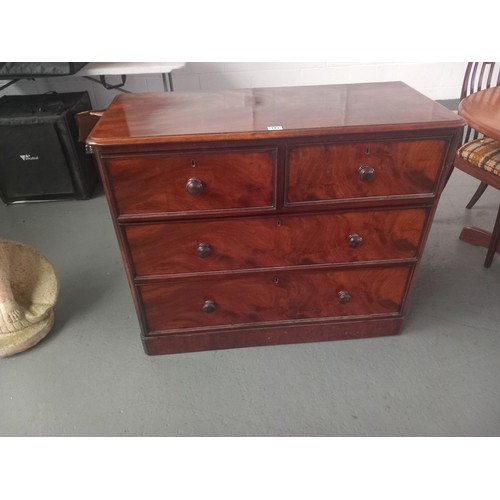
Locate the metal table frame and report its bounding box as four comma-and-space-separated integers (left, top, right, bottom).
0, 62, 185, 93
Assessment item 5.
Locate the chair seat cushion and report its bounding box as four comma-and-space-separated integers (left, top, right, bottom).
457, 137, 500, 176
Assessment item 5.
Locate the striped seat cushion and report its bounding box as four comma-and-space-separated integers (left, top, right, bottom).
457, 137, 500, 176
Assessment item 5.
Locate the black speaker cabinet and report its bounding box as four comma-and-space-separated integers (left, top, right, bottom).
0, 92, 98, 204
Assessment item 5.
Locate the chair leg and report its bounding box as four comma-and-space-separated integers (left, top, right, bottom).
466, 182, 488, 209
484, 204, 500, 268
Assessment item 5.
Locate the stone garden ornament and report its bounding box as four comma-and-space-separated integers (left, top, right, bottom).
0, 239, 58, 357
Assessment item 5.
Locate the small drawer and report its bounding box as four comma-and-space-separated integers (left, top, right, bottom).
139, 266, 411, 333
286, 139, 445, 204
125, 208, 427, 276
105, 149, 276, 217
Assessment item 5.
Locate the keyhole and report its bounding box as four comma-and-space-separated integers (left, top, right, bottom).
365, 146, 370, 155
273, 277, 279, 284
276, 219, 282, 227
191, 159, 196, 167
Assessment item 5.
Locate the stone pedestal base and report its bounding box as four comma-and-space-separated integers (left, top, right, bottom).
0, 310, 54, 358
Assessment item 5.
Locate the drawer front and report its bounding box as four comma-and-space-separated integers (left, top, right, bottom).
105, 149, 276, 216
139, 266, 411, 332
126, 209, 427, 276
287, 139, 445, 203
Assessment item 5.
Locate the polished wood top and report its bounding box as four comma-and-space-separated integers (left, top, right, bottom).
458, 86, 500, 141
88, 81, 464, 146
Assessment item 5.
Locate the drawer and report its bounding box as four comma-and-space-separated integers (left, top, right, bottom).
139, 266, 411, 333
105, 149, 276, 216
287, 139, 445, 204
125, 209, 427, 276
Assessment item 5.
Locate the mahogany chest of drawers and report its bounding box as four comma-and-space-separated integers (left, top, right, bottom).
87, 82, 464, 355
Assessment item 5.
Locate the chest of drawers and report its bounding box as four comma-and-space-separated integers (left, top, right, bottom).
87, 82, 464, 355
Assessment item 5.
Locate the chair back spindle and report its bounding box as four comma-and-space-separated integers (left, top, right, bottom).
460, 62, 500, 144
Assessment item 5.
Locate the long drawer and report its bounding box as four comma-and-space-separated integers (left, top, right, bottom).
139, 266, 411, 333
105, 149, 277, 217
126, 208, 427, 276
287, 139, 445, 204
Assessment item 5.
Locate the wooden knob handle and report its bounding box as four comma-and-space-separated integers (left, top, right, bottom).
358, 165, 376, 182
196, 243, 212, 258
186, 177, 204, 196
337, 291, 352, 304
348, 234, 363, 248
202, 300, 217, 314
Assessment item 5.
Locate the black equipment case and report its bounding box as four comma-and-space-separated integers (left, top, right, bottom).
0, 91, 99, 204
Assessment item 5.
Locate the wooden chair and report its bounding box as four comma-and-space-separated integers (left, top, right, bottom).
453, 62, 500, 267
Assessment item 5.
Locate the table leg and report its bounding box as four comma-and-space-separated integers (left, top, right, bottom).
459, 226, 500, 252
162, 72, 174, 92
83, 76, 132, 93
0, 79, 19, 92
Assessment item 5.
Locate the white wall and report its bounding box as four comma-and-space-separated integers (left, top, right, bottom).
174, 62, 466, 99
0, 62, 467, 110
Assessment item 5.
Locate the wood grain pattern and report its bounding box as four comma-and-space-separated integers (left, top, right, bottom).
88, 82, 465, 355
106, 149, 276, 216
87, 82, 464, 145
125, 209, 427, 276
458, 85, 500, 141
139, 266, 411, 333
287, 139, 445, 203
142, 317, 404, 355
459, 225, 500, 252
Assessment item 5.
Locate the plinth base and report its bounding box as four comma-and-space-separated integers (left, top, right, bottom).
0, 311, 54, 358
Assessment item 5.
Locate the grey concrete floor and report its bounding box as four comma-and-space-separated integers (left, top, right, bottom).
0, 168, 499, 436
